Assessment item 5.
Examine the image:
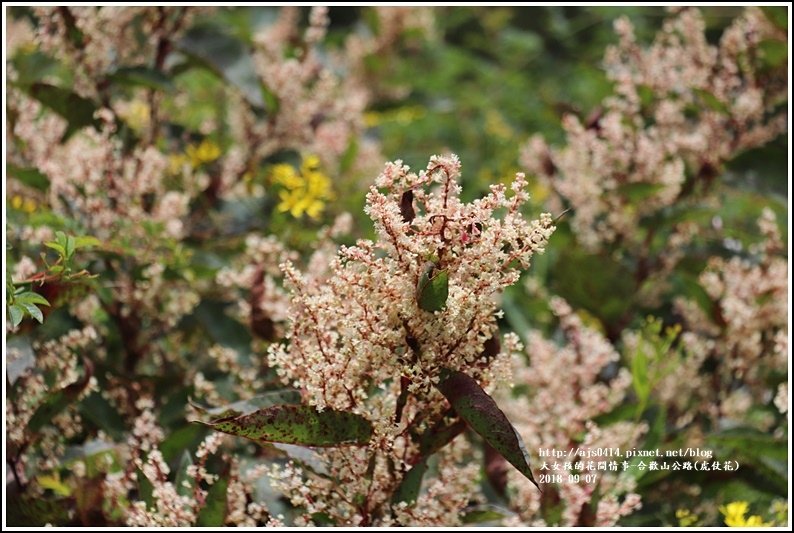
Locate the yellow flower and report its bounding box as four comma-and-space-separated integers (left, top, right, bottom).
168, 153, 188, 174
11, 195, 37, 213
186, 139, 221, 168
676, 508, 698, 527
272, 155, 333, 219
118, 99, 151, 132
719, 501, 771, 527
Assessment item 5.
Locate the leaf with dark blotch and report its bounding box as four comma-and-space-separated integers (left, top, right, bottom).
400, 189, 415, 223
416, 262, 449, 312
27, 357, 94, 433
26, 83, 99, 140
392, 458, 428, 506
436, 369, 539, 490
198, 404, 372, 447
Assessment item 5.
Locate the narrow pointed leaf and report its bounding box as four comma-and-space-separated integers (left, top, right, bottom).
196, 476, 228, 526
436, 369, 539, 490
14, 292, 51, 307
199, 405, 372, 447
18, 301, 44, 324
392, 458, 428, 506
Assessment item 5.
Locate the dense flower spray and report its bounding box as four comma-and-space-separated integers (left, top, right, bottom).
264, 154, 555, 525
522, 7, 787, 251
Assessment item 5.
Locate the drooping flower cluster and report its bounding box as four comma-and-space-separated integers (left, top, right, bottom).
30, 7, 207, 98
235, 6, 370, 169
674, 208, 787, 427
522, 7, 787, 251
500, 298, 645, 526
6, 327, 99, 484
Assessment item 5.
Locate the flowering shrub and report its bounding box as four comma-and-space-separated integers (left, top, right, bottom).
4, 6, 789, 528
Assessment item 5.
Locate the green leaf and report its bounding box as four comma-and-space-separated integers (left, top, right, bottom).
174, 450, 195, 497
108, 66, 175, 91
630, 344, 650, 409
758, 39, 787, 69
196, 476, 229, 526
9, 304, 25, 328
199, 405, 372, 447
761, 6, 788, 30
74, 235, 102, 250
14, 292, 51, 307
177, 25, 266, 109
416, 263, 449, 312
6, 488, 71, 526
25, 83, 99, 140
339, 136, 359, 175
392, 458, 428, 506
692, 88, 730, 114
18, 301, 44, 324
79, 392, 126, 440
436, 369, 539, 490
7, 164, 50, 192
160, 424, 204, 465
65, 234, 76, 260
27, 358, 94, 433
309, 512, 335, 526
43, 241, 66, 257
616, 182, 666, 202
462, 506, 509, 524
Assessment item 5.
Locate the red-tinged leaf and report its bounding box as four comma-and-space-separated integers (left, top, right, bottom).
400, 189, 415, 223
436, 369, 539, 490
